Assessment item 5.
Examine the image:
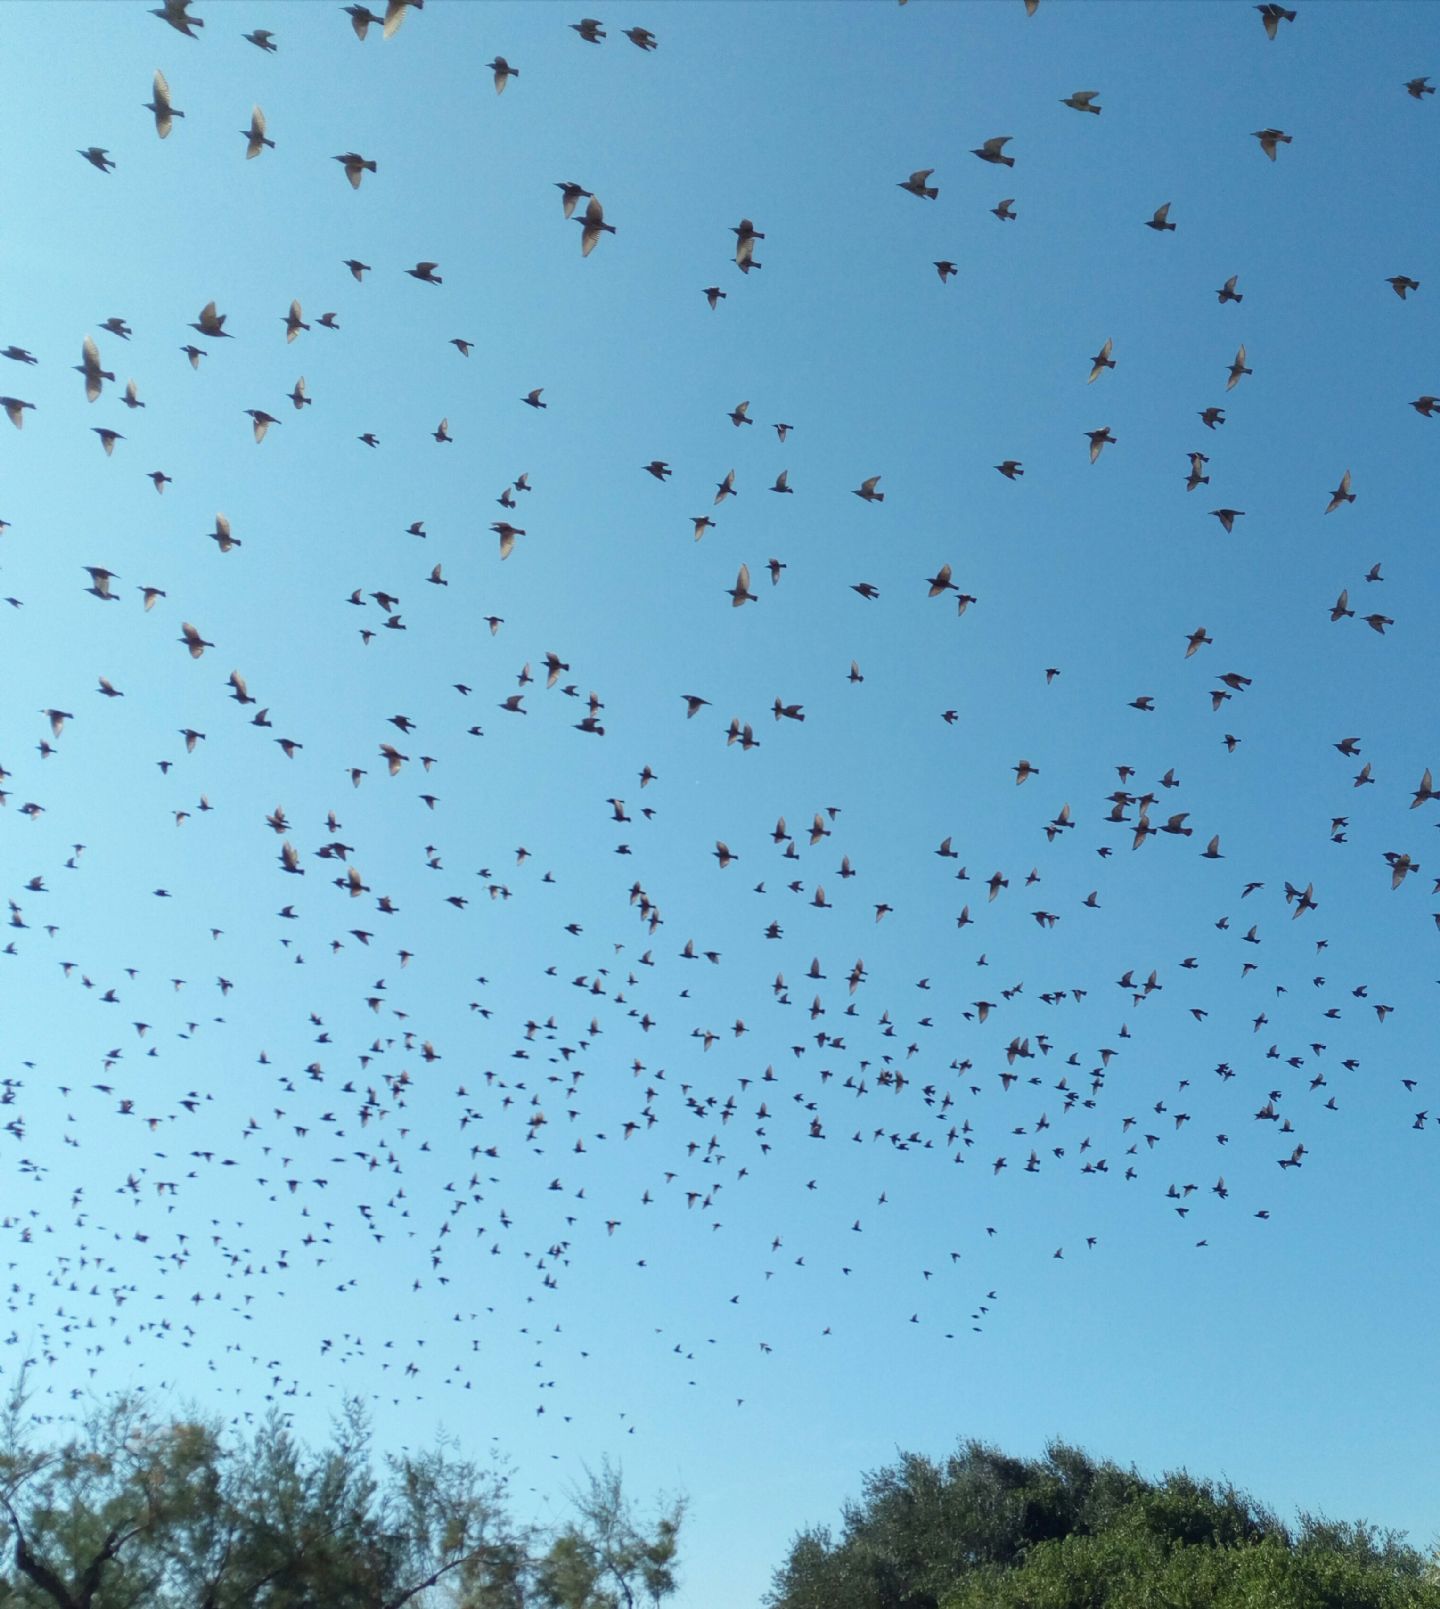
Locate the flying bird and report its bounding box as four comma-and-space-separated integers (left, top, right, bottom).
972, 137, 1013, 166
242, 107, 274, 158
335, 151, 378, 188
1253, 128, 1292, 160
578, 196, 616, 256
145, 70, 183, 137
1324, 469, 1355, 513
1256, 4, 1296, 39
898, 169, 939, 198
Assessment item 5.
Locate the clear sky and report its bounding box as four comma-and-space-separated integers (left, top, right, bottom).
2, 1, 1439, 1603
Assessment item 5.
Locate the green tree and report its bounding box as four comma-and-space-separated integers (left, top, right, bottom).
768, 1437, 1440, 1609
0, 1384, 681, 1609
532, 1460, 685, 1609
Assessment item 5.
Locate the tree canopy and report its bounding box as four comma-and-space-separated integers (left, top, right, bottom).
0, 1385, 682, 1609
766, 1438, 1440, 1609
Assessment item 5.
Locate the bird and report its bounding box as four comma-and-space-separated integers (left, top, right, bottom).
244, 410, 279, 444
624, 25, 657, 49
972, 137, 1013, 167
1210, 509, 1244, 533
571, 17, 605, 42
179, 622, 212, 658
335, 152, 378, 188
727, 564, 756, 607
487, 56, 517, 93
935, 261, 957, 282
381, 0, 419, 38
1061, 90, 1101, 114
492, 522, 525, 560
1145, 202, 1175, 231
191, 302, 232, 339
578, 196, 615, 256
1087, 338, 1114, 383
996, 461, 1023, 480
1, 397, 35, 429
84, 566, 119, 601
1256, 4, 1296, 39
733, 219, 764, 272
1405, 76, 1435, 99
1387, 276, 1420, 299
927, 564, 958, 598
209, 514, 240, 552
1225, 346, 1251, 389
853, 476, 884, 503
1324, 470, 1355, 514
991, 199, 1017, 221
898, 169, 939, 199
145, 70, 183, 138
79, 147, 115, 172
644, 461, 671, 481
344, 258, 371, 281
522, 389, 547, 410
556, 182, 593, 219
703, 286, 727, 309
1085, 428, 1116, 463
1253, 128, 1292, 160
242, 107, 274, 158
151, 0, 203, 34
244, 27, 277, 50
281, 301, 308, 342
1217, 275, 1243, 304
406, 262, 443, 285
1198, 407, 1225, 429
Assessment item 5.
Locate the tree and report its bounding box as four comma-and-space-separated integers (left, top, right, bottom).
767, 1437, 1440, 1609
0, 1383, 682, 1609
532, 1459, 685, 1609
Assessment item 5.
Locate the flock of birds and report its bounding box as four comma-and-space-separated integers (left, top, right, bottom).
1, 0, 1438, 1462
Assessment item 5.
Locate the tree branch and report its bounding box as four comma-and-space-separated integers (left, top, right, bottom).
3, 1493, 79, 1609
381, 1550, 476, 1609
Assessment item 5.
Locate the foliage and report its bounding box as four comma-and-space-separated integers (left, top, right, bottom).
767, 1438, 1440, 1609
0, 1381, 681, 1609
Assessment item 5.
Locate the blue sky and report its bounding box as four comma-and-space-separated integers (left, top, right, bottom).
2, 1, 1440, 1602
